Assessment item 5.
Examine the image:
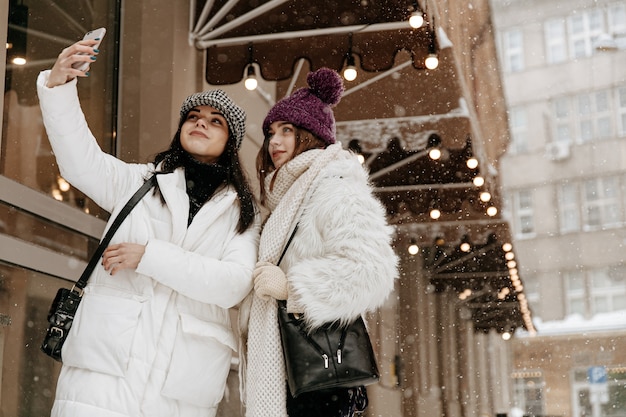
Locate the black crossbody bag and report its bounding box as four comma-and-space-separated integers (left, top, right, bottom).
276, 225, 380, 398
41, 174, 157, 362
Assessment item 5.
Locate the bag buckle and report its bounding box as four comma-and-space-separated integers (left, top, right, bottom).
50, 326, 64, 338
70, 285, 84, 297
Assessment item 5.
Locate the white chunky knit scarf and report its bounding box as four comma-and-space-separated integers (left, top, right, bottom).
241, 144, 349, 417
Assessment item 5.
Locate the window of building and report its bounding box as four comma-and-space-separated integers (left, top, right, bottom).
582, 176, 621, 230
503, 29, 525, 72
513, 189, 535, 237
565, 269, 587, 316
568, 9, 605, 59
2, 0, 118, 220
608, 3, 626, 35
576, 90, 613, 142
559, 182, 580, 233
508, 107, 529, 153
1, 1, 119, 416
589, 266, 626, 314
565, 266, 626, 318
545, 18, 568, 64
574, 367, 626, 417
553, 86, 624, 144
512, 374, 546, 417
553, 97, 573, 143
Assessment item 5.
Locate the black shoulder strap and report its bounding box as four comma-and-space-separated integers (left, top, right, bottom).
74, 174, 157, 290
277, 224, 299, 266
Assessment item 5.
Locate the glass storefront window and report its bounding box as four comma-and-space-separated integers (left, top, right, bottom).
0, 262, 70, 416
2, 0, 119, 220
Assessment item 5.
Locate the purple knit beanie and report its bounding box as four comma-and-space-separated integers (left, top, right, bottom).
263, 67, 344, 145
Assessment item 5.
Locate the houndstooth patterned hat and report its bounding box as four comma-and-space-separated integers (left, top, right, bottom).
180, 90, 247, 149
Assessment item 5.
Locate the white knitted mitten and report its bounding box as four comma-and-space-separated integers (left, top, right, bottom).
253, 261, 288, 301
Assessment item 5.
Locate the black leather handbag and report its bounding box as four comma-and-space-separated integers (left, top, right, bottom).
41, 175, 157, 361
276, 225, 380, 397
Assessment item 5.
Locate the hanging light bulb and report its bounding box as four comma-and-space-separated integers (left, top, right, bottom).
343, 33, 358, 81
428, 147, 441, 160
407, 240, 419, 255
244, 64, 258, 91
479, 191, 492, 202
408, 1, 424, 28
409, 11, 424, 29
425, 53, 439, 70
425, 32, 439, 70
343, 54, 357, 81
466, 157, 478, 169
473, 176, 485, 187
430, 208, 441, 220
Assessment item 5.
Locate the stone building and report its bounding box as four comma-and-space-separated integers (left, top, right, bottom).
491, 0, 626, 415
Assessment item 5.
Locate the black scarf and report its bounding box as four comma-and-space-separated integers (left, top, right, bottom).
183, 154, 228, 226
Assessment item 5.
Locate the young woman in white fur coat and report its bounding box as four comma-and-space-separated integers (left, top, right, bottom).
242, 67, 398, 417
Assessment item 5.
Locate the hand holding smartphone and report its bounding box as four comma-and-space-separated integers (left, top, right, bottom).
72, 27, 106, 71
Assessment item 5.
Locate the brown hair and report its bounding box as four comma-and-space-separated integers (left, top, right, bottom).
256, 126, 327, 206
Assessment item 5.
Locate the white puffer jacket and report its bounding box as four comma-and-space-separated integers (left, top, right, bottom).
37, 71, 260, 417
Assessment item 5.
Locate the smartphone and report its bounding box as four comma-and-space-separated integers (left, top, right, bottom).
72, 27, 106, 71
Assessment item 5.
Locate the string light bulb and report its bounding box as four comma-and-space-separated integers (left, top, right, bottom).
409, 11, 424, 28
408, 1, 424, 28
425, 53, 439, 70
244, 64, 258, 91
425, 32, 439, 70
408, 240, 419, 255
429, 148, 441, 160
343, 54, 357, 81
343, 33, 358, 81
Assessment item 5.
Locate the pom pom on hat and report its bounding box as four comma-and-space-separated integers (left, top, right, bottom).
263, 67, 344, 145
180, 90, 247, 149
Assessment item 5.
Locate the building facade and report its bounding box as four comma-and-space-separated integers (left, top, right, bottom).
491, 0, 626, 416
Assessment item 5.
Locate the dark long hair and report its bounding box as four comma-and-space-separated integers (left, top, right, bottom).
153, 117, 255, 234
255, 127, 327, 206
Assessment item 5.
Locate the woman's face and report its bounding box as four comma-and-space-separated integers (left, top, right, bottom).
267, 121, 296, 169
180, 105, 229, 163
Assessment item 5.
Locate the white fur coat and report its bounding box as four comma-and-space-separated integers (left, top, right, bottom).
282, 156, 398, 328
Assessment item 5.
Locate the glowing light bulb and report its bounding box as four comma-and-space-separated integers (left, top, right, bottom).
473, 176, 485, 187
244, 65, 258, 91
343, 66, 357, 81
429, 148, 441, 160
409, 12, 424, 29
425, 54, 439, 70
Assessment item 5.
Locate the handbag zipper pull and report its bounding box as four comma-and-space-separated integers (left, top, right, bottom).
337, 349, 342, 364
323, 353, 329, 368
